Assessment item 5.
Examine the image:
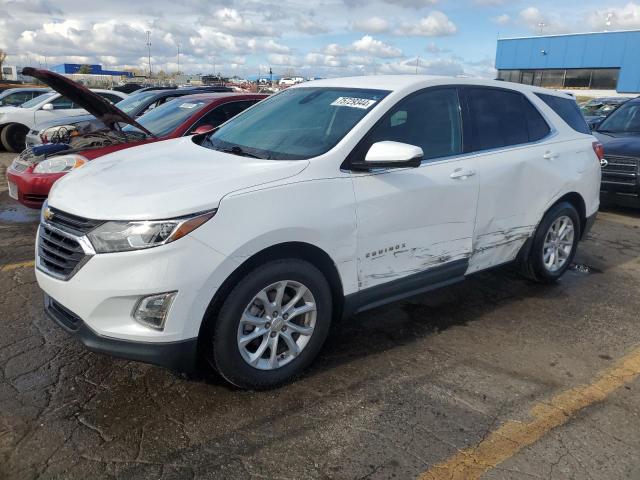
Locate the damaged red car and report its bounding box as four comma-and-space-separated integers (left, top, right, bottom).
6, 68, 267, 209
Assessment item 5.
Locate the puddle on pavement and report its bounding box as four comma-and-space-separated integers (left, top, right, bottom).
569, 263, 602, 274
0, 205, 39, 224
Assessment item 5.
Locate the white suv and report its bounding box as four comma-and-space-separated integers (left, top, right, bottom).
36, 76, 601, 389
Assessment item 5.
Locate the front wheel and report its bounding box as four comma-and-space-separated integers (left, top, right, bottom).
210, 259, 332, 389
519, 201, 581, 283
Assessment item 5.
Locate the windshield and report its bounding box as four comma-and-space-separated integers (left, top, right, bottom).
598, 102, 640, 133
20, 92, 56, 108
205, 87, 390, 160
581, 103, 604, 116
122, 97, 209, 136
115, 91, 159, 114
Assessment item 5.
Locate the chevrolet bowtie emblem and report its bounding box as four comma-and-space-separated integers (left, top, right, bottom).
43, 207, 54, 221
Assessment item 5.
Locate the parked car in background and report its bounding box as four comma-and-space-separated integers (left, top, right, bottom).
35, 76, 600, 389
580, 97, 630, 129
592, 97, 640, 207
0, 87, 127, 152
0, 87, 50, 107
7, 68, 266, 208
26, 86, 235, 148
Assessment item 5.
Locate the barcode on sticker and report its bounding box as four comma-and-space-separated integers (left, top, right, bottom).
331, 97, 377, 109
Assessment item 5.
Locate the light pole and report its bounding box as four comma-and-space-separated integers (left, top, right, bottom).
537, 21, 546, 35
177, 43, 181, 77
146, 30, 152, 79
415, 56, 420, 75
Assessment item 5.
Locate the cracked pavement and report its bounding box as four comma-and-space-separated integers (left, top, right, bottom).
1, 151, 639, 479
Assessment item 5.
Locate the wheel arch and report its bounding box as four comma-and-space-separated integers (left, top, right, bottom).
552, 192, 587, 239
197, 241, 345, 354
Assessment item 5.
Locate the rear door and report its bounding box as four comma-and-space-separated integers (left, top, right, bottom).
462, 86, 558, 273
350, 87, 479, 290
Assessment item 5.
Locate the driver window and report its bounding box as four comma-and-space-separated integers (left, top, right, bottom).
49, 96, 75, 109
360, 88, 462, 162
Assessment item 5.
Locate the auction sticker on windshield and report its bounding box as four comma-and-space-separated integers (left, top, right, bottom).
331, 97, 377, 109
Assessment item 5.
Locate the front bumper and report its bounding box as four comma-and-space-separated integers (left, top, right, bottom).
44, 294, 198, 372
6, 167, 65, 209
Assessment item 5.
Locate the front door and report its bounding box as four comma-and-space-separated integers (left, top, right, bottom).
349, 87, 479, 290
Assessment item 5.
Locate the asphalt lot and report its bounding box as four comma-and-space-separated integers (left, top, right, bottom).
1, 150, 640, 480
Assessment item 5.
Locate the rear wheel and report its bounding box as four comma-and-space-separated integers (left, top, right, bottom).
0, 123, 29, 152
210, 259, 332, 389
519, 201, 580, 283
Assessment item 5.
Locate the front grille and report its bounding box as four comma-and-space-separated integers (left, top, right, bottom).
38, 224, 88, 279
45, 295, 82, 332
601, 155, 639, 193
48, 208, 103, 236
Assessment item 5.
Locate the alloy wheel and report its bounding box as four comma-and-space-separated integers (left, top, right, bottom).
237, 280, 317, 370
542, 215, 575, 272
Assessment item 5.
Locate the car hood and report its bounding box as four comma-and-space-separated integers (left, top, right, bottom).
48, 137, 309, 220
22, 68, 153, 136
593, 131, 640, 156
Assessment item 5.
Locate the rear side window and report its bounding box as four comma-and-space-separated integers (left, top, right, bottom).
535, 93, 590, 134
467, 88, 551, 151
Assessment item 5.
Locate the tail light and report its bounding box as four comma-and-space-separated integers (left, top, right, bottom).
592, 141, 604, 161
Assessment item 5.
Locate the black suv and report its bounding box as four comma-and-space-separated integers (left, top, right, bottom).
592, 97, 640, 207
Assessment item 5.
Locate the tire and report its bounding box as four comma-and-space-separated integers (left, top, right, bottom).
0, 123, 29, 153
519, 201, 581, 283
210, 259, 333, 389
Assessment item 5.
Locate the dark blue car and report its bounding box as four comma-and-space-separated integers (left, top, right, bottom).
593, 97, 640, 207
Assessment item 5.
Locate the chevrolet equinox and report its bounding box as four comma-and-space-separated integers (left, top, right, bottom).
35, 76, 601, 389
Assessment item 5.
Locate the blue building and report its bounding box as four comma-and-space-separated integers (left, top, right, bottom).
51, 64, 133, 78
495, 30, 640, 93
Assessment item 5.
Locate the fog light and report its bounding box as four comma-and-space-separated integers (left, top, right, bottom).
133, 292, 177, 330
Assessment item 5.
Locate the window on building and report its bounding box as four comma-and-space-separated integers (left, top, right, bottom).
498, 68, 620, 90
591, 69, 619, 89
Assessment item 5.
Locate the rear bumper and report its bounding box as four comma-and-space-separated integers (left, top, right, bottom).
583, 212, 597, 238
44, 294, 199, 372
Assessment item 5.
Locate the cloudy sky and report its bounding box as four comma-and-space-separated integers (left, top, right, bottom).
1, 0, 640, 79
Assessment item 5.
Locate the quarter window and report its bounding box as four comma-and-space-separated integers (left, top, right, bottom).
355, 88, 463, 162
536, 93, 590, 135
467, 88, 550, 151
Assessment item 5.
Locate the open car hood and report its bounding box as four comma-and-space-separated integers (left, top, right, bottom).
22, 67, 153, 137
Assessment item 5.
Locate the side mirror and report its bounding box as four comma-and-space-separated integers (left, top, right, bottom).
356, 141, 423, 169
41, 103, 54, 111
193, 124, 214, 135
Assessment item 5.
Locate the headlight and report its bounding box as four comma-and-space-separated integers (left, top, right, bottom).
33, 154, 87, 174
87, 210, 216, 253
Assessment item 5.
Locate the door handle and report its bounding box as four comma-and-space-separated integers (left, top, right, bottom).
450, 168, 476, 179
543, 151, 558, 160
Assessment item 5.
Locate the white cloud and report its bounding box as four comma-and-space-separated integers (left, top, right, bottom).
518, 6, 568, 34
493, 14, 510, 25
587, 3, 640, 30
474, 0, 513, 5
212, 8, 275, 36
400, 11, 457, 36
351, 35, 403, 58
267, 54, 300, 66
353, 17, 391, 33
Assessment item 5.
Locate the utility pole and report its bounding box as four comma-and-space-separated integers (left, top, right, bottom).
415, 56, 420, 74
146, 30, 152, 79
269, 67, 273, 86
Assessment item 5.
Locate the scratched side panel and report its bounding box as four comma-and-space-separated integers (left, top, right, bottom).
352, 158, 479, 290
468, 138, 590, 273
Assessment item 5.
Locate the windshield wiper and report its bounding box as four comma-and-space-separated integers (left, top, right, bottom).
220, 145, 264, 159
